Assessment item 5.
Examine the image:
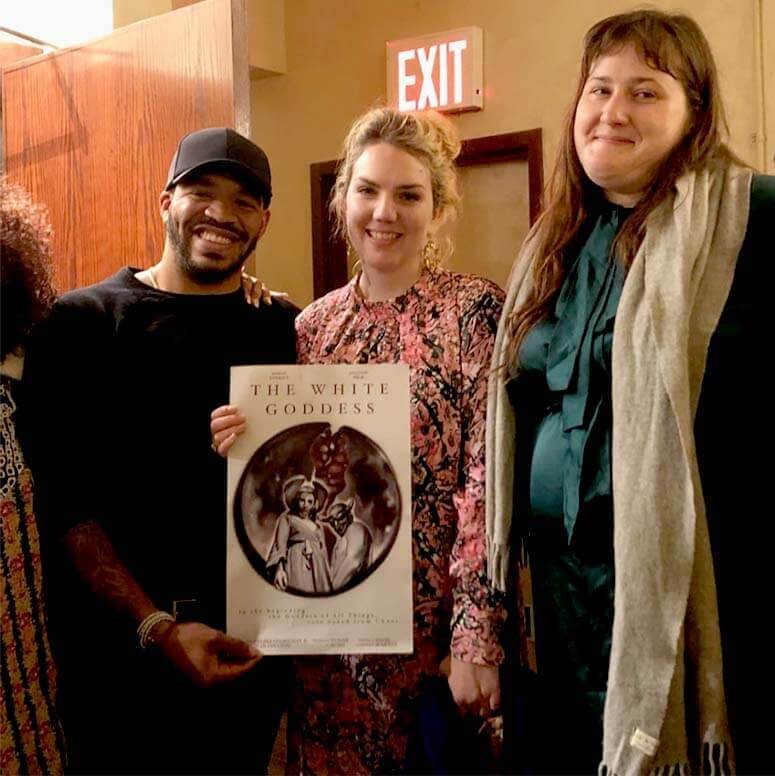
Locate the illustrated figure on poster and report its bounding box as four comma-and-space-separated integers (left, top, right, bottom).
234, 422, 401, 597
266, 475, 332, 594
322, 498, 374, 590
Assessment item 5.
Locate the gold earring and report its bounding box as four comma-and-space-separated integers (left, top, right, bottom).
421, 238, 441, 271
346, 241, 362, 278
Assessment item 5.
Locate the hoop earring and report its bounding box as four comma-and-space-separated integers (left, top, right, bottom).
421, 238, 441, 271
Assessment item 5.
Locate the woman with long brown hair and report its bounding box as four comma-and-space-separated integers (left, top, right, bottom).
487, 10, 773, 774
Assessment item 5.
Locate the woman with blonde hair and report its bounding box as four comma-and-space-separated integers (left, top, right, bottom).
487, 10, 773, 774
212, 107, 506, 772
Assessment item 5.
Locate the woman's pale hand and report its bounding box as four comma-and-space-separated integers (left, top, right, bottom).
446, 656, 501, 717
241, 270, 292, 307
210, 405, 247, 457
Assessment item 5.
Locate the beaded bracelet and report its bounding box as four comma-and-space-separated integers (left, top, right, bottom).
137, 610, 175, 649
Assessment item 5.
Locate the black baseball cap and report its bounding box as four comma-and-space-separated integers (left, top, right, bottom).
165, 127, 272, 207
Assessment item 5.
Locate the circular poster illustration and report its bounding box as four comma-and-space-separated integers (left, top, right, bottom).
234, 423, 402, 597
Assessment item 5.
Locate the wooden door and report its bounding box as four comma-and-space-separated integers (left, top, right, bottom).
1, 0, 249, 292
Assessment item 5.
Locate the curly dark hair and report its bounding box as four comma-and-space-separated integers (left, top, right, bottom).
1, 177, 57, 359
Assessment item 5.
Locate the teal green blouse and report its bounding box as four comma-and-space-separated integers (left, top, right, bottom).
520, 203, 626, 536
512, 202, 627, 740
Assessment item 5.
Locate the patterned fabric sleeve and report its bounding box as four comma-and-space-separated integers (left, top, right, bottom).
294, 300, 324, 365
449, 279, 507, 665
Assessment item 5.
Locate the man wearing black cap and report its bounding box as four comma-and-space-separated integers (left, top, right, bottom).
22, 128, 295, 774
136, 126, 275, 294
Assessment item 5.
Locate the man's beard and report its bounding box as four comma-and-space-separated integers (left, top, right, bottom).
167, 217, 258, 285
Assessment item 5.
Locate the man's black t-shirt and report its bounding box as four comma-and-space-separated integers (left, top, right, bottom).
21, 268, 298, 774
23, 267, 298, 630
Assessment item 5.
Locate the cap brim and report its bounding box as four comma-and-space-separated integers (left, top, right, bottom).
167, 160, 270, 205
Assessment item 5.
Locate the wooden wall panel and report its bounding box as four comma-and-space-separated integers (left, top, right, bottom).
1, 0, 248, 292
0, 43, 43, 69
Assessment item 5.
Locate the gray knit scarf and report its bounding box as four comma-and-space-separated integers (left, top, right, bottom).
486, 162, 753, 774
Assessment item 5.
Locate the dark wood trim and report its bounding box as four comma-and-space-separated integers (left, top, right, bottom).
309, 128, 543, 299
310, 160, 346, 300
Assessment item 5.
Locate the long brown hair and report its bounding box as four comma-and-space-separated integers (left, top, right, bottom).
505, 10, 738, 366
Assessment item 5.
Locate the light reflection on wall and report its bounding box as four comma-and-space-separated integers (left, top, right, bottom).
0, 0, 113, 48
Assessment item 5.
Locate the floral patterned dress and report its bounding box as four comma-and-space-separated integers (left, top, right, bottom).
288, 268, 506, 774
1, 367, 66, 775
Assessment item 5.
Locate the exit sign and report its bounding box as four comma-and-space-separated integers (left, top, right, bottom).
386, 27, 483, 114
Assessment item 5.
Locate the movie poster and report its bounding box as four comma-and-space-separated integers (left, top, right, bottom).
226, 364, 412, 655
